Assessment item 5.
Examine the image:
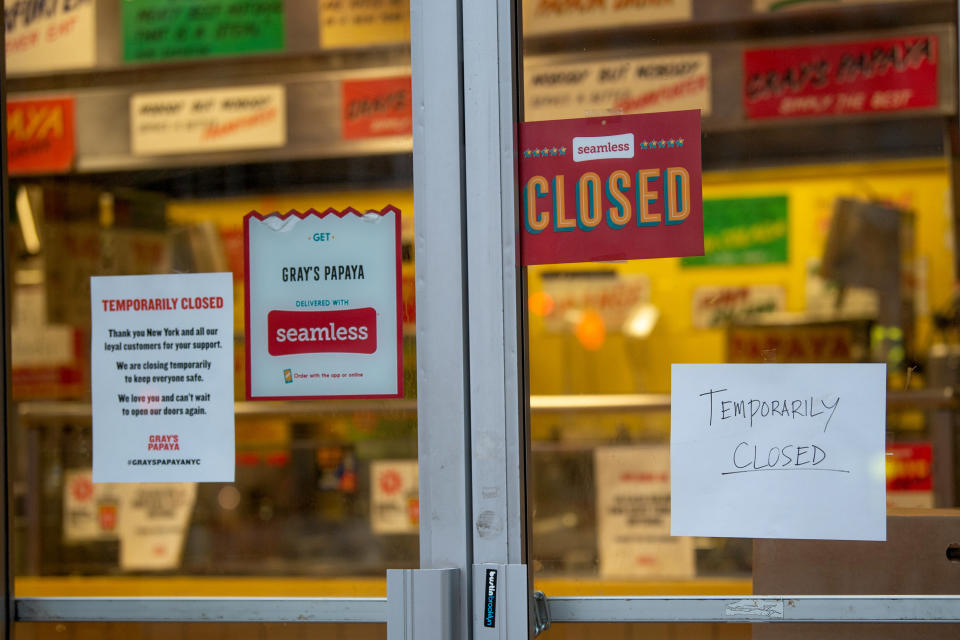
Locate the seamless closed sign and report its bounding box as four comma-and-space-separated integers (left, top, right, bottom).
244, 207, 402, 399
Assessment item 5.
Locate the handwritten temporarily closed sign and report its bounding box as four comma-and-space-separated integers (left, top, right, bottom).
520, 110, 703, 265
670, 363, 886, 540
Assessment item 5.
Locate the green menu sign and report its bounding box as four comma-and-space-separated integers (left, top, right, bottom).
123, 0, 285, 63
681, 196, 788, 267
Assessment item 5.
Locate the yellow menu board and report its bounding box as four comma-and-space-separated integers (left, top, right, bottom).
319, 0, 410, 49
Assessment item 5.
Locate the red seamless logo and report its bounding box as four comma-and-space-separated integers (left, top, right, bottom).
268, 308, 377, 356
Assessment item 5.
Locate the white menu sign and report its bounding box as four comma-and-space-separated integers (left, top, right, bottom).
245, 207, 402, 399
595, 446, 694, 578
131, 85, 286, 156
525, 53, 711, 122
5, 0, 96, 74
90, 273, 235, 483
671, 363, 886, 541
523, 0, 691, 36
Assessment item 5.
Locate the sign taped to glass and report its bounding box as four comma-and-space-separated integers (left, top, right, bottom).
519, 110, 704, 265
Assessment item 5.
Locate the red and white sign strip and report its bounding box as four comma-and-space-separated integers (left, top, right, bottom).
244, 207, 402, 400
90, 273, 235, 483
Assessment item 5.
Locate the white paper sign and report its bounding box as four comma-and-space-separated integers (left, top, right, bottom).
119, 482, 197, 571
370, 460, 419, 534
671, 363, 886, 540
131, 85, 286, 156
595, 446, 694, 578
5, 0, 96, 74
525, 53, 711, 122
90, 273, 235, 483
245, 208, 402, 399
523, 0, 691, 36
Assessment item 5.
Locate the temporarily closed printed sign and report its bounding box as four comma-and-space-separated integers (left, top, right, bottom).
131, 85, 286, 156
520, 110, 703, 265
5, 0, 96, 74
90, 273, 235, 483
671, 363, 887, 541
744, 35, 938, 119
524, 53, 711, 123
6, 97, 75, 174
244, 207, 402, 400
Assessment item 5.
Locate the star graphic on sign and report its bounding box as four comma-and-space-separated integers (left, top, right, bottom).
550, 147, 558, 156
640, 140, 648, 149
559, 146, 567, 155
542, 147, 550, 156
677, 138, 685, 147
524, 149, 532, 158
659, 139, 666, 148
668, 139, 676, 147
533, 149, 541, 157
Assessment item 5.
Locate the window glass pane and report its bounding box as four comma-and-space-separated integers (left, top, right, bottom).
8, 3, 417, 597
16, 622, 386, 640
521, 0, 958, 598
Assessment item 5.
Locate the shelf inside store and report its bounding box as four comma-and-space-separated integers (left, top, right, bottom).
17, 388, 957, 424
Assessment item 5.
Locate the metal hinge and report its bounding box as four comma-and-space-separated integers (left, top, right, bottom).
533, 591, 551, 637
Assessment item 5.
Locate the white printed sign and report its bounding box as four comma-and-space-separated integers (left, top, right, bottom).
119, 482, 197, 571
523, 0, 690, 36
595, 446, 694, 578
131, 85, 286, 156
244, 207, 402, 399
5, 0, 96, 74
671, 363, 886, 540
691, 285, 785, 329
90, 273, 235, 483
524, 53, 711, 122
370, 460, 418, 534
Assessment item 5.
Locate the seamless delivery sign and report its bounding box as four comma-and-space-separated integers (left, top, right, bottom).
520, 110, 703, 265
244, 207, 402, 400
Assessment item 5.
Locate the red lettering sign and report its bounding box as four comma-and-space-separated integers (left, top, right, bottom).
267, 307, 377, 356
341, 76, 412, 139
6, 97, 75, 174
520, 110, 703, 265
744, 35, 938, 120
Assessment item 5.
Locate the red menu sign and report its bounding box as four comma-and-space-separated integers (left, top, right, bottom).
341, 76, 412, 139
520, 110, 703, 266
7, 97, 75, 174
744, 35, 938, 120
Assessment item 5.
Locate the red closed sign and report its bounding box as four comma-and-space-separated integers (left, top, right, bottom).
267, 308, 377, 356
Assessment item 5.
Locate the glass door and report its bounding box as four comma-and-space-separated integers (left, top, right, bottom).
513, 0, 960, 637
